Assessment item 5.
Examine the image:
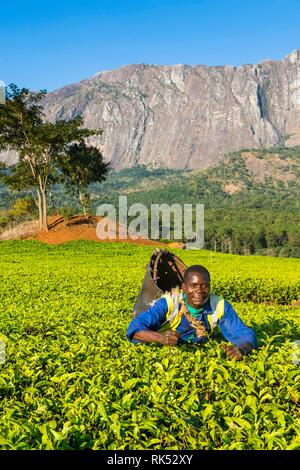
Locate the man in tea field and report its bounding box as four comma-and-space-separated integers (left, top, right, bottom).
127, 265, 257, 360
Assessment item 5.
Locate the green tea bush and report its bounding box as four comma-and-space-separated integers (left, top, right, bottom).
0, 241, 299, 449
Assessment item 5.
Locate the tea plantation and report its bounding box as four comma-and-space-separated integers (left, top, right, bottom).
0, 240, 299, 449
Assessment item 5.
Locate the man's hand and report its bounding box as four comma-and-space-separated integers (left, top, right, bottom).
159, 330, 180, 346
221, 344, 243, 361
133, 329, 179, 346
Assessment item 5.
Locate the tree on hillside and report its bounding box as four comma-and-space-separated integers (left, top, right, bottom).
58, 141, 110, 217
0, 84, 102, 231
8, 196, 35, 221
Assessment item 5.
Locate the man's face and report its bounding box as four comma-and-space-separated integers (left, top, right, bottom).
182, 272, 210, 309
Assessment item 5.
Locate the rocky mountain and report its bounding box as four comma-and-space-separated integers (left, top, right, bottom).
2, 50, 300, 169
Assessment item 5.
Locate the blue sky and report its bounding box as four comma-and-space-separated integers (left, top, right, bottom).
0, 0, 299, 92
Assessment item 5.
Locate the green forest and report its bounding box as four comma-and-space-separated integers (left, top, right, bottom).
1, 145, 299, 258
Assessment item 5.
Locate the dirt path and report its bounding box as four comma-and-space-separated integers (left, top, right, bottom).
33, 215, 185, 248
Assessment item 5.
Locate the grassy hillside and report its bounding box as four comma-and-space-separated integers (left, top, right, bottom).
0, 241, 299, 449
82, 145, 300, 207
86, 146, 300, 257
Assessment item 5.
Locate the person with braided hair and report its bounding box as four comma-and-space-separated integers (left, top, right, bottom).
127, 265, 257, 360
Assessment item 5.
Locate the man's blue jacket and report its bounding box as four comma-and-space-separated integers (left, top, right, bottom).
127, 294, 257, 348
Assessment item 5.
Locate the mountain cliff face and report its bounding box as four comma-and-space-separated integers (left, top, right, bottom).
3, 51, 300, 169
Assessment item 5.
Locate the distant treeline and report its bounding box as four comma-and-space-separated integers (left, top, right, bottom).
204, 209, 299, 258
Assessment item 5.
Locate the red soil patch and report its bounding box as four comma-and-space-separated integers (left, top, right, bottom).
33, 215, 185, 248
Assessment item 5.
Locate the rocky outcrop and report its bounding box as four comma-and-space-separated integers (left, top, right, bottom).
2, 50, 300, 169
